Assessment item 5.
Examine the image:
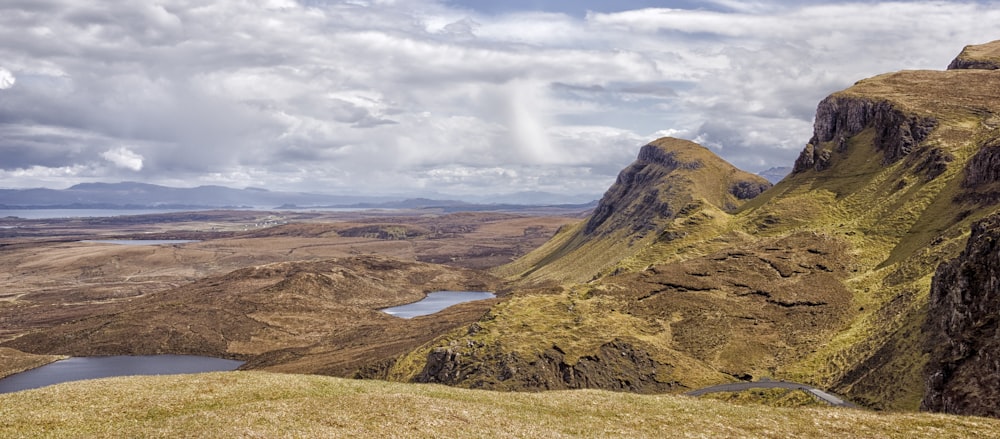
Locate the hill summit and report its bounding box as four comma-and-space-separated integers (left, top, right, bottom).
497, 137, 770, 284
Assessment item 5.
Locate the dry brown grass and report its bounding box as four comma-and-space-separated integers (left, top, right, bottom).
1, 372, 998, 438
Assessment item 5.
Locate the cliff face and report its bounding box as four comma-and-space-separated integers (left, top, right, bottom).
923, 214, 1000, 417
948, 40, 1000, 70
793, 96, 937, 173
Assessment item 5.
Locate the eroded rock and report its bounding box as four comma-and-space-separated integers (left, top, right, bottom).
923, 214, 1000, 417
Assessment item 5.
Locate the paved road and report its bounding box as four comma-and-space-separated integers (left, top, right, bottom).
684, 380, 859, 408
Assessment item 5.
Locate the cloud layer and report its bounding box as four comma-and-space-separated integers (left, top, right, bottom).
0, 0, 997, 198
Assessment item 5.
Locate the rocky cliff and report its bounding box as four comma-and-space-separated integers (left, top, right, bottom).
793, 96, 937, 172
923, 214, 1000, 417
948, 40, 1000, 70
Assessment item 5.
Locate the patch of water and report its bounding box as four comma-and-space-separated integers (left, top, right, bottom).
0, 355, 244, 394
381, 291, 496, 319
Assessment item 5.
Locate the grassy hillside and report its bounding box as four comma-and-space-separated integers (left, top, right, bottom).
2, 371, 998, 438
390, 43, 1000, 412
497, 137, 770, 285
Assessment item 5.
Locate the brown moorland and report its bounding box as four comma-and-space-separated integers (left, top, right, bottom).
0, 209, 578, 375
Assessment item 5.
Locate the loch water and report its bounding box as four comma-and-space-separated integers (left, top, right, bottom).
380, 291, 496, 319
0, 355, 244, 394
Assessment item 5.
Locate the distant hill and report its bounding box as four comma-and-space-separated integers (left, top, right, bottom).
0, 181, 595, 211
0, 182, 391, 209
758, 166, 791, 184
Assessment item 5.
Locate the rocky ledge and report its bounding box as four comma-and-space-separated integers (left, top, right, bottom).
793, 96, 937, 173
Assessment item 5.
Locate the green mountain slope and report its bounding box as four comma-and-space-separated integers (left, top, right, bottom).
496, 137, 771, 285
389, 40, 1000, 412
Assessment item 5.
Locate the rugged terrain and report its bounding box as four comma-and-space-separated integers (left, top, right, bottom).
385, 40, 1000, 414
0, 210, 576, 376
5, 40, 1000, 433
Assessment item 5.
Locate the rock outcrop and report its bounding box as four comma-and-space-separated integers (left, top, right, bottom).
793, 96, 937, 173
923, 214, 1000, 417
416, 339, 679, 393
961, 138, 1000, 188
948, 40, 1000, 70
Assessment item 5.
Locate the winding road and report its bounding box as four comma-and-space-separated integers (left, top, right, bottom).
685, 380, 859, 408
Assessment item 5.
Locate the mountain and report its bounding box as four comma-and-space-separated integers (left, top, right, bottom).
383, 40, 1000, 414
0, 182, 594, 211
494, 137, 771, 285
0, 182, 394, 209
758, 166, 791, 184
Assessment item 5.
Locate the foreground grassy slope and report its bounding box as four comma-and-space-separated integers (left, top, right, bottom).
2, 371, 999, 438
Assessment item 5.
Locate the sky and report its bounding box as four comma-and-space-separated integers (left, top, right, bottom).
0, 1, 998, 200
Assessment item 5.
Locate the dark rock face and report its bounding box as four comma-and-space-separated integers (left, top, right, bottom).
948, 58, 1000, 70
729, 180, 771, 200
948, 43, 1000, 70
923, 214, 1000, 417
793, 96, 937, 173
951, 139, 1000, 205
961, 139, 1000, 188
415, 339, 678, 393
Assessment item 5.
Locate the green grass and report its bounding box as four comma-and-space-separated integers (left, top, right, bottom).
2, 371, 999, 438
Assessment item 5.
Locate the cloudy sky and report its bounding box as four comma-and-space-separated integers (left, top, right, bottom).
0, 1, 997, 200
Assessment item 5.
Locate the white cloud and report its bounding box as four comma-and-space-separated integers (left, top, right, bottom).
0, 68, 14, 89
102, 147, 144, 171
0, 1, 997, 197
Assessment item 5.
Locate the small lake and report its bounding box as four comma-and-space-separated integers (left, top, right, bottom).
0, 355, 244, 394
82, 239, 201, 246
381, 291, 496, 319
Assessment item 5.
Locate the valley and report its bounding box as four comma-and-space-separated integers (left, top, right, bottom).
3, 40, 1000, 437
0, 209, 577, 378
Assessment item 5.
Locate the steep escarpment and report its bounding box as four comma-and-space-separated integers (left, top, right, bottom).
923, 214, 1000, 417
948, 40, 1000, 70
793, 96, 937, 172
498, 137, 770, 284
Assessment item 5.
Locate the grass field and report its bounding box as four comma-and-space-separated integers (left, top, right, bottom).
1, 371, 998, 438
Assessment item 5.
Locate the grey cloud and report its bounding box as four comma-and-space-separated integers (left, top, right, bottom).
0, 0, 997, 198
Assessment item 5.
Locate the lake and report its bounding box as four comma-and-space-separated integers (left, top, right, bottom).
0, 355, 244, 394
381, 291, 496, 319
